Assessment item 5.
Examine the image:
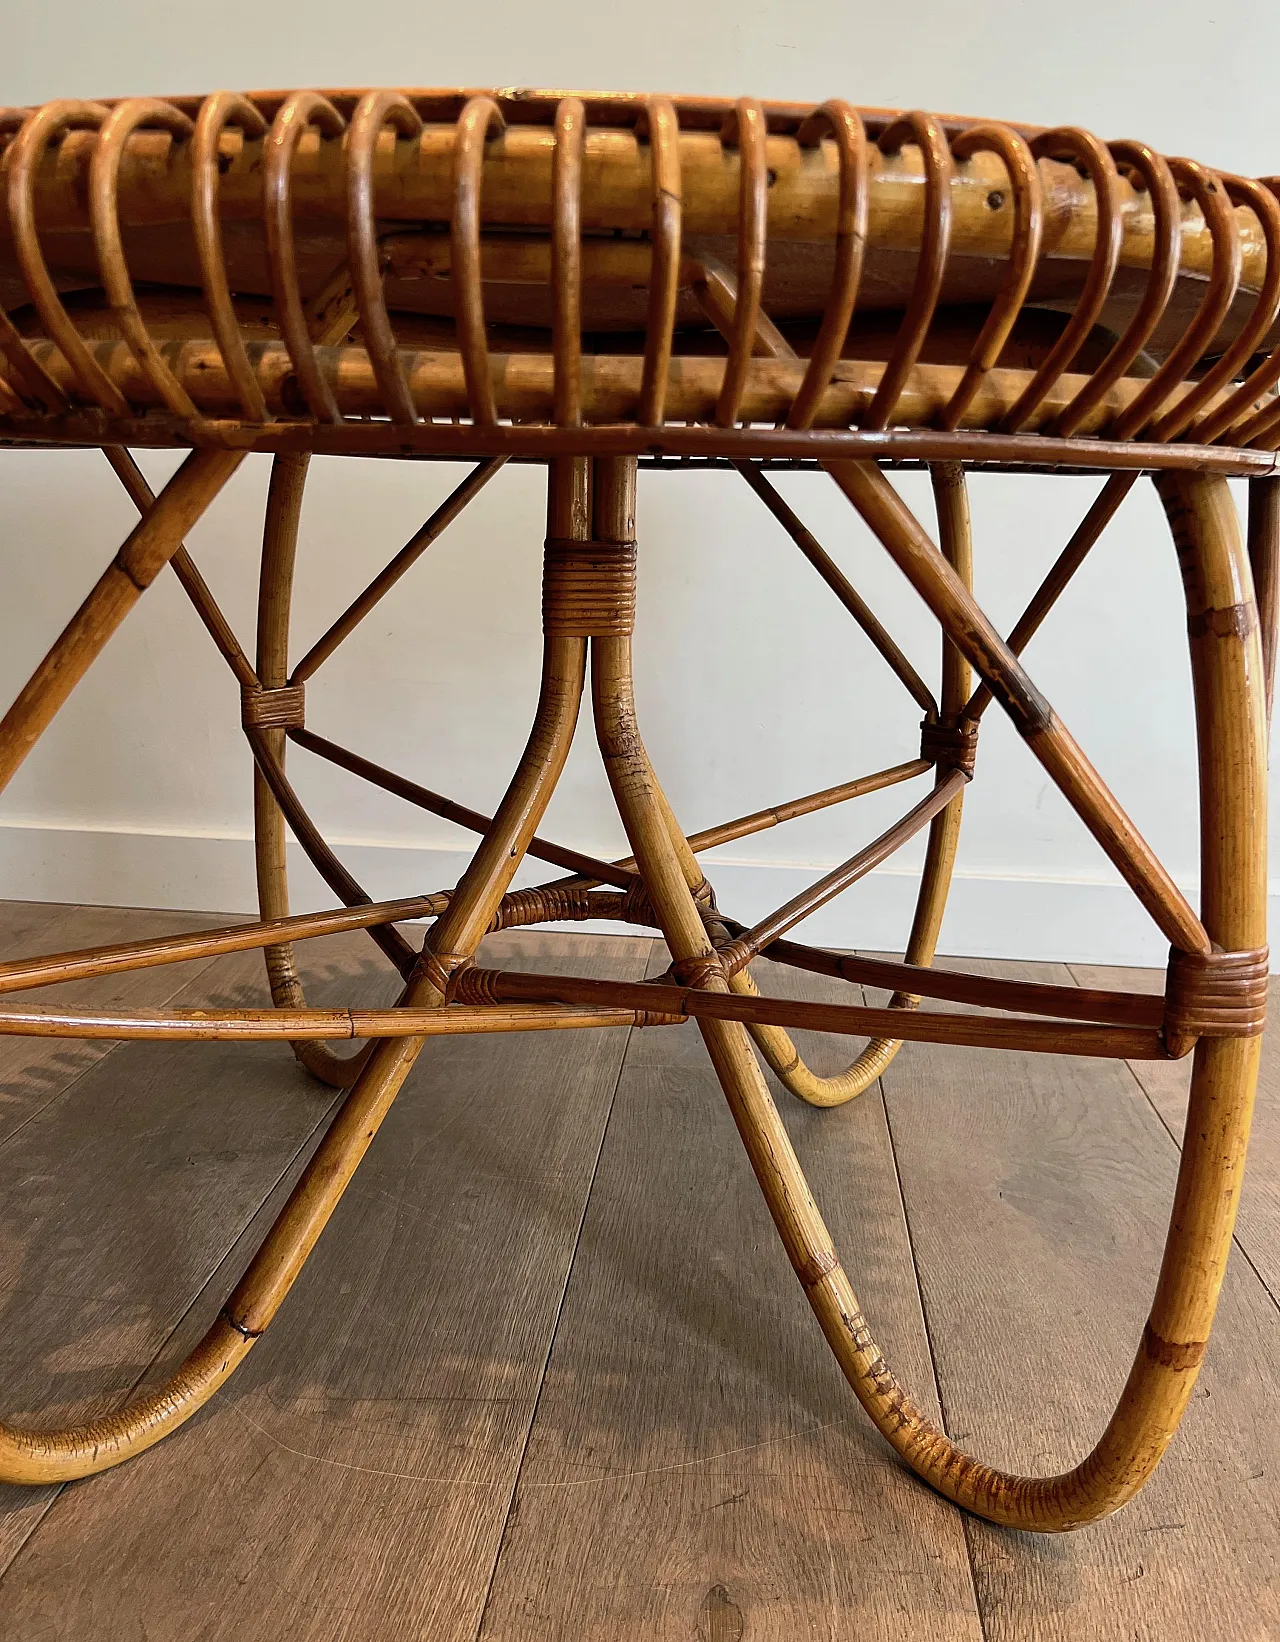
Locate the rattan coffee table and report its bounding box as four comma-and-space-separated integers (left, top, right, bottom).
0, 88, 1271, 1532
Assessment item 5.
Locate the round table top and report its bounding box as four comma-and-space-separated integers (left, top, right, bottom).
0, 88, 1275, 469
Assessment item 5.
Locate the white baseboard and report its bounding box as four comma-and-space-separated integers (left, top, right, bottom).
0, 816, 1273, 970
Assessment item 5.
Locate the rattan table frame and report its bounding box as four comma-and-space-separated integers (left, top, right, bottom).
0, 88, 1271, 1533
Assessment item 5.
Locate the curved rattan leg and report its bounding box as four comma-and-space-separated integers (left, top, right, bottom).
599, 457, 1265, 1531
0, 458, 591, 1484
730, 781, 964, 1104
737, 462, 974, 1106
252, 452, 373, 1089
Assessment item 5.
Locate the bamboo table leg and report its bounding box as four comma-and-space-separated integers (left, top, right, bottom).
0, 456, 592, 1484
252, 451, 377, 1090
0, 448, 243, 793
0, 82, 1269, 1531
587, 455, 1265, 1531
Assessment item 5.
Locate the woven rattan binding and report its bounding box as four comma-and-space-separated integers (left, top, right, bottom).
542, 538, 638, 636
1164, 944, 1269, 1056
241, 683, 306, 730
920, 714, 979, 777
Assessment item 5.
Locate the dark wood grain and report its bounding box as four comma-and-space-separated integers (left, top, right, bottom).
0, 924, 1276, 1635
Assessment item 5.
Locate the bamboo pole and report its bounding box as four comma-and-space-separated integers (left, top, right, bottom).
735, 460, 976, 1105
680, 759, 931, 852
0, 447, 243, 797
246, 261, 418, 1083
13, 408, 1275, 476
577, 460, 1267, 1532
716, 926, 1164, 1026
289, 727, 634, 888
735, 460, 936, 715
966, 472, 1138, 722
0, 1000, 645, 1040
291, 457, 506, 682
103, 444, 259, 690
451, 966, 1166, 1061
541, 757, 932, 895
825, 457, 1211, 956
723, 769, 966, 967
0, 84, 1269, 1528
251, 450, 380, 1089
0, 895, 448, 995
246, 726, 418, 976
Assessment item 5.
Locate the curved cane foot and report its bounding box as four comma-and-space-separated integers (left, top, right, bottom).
293, 1038, 378, 1089
764, 471, 1263, 1528
0, 1020, 434, 1486
730, 964, 893, 1105
593, 458, 1264, 1532
0, 1316, 252, 1486
653, 927, 1263, 1530
728, 461, 973, 1110
730, 773, 966, 1108
770, 1030, 1260, 1530
0, 458, 594, 1488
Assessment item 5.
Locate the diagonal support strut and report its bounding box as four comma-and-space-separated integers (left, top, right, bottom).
824, 458, 1210, 956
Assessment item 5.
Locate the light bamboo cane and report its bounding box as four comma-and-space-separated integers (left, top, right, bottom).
0, 456, 592, 1484
5, 114, 1268, 291
588, 457, 1266, 1530
0, 448, 243, 796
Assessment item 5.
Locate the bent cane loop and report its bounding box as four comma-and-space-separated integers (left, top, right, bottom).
0, 447, 243, 799
254, 455, 352, 1082
250, 264, 398, 1086
0, 456, 590, 1485
732, 460, 975, 1107
251, 451, 389, 1088
590, 454, 1269, 1531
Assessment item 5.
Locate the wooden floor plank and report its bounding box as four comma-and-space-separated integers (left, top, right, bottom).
477, 948, 983, 1641
0, 901, 76, 951
1, 920, 1276, 1637
0, 918, 399, 1579
0, 929, 651, 1642
874, 957, 1280, 1641
1071, 963, 1280, 1309
0, 900, 232, 1146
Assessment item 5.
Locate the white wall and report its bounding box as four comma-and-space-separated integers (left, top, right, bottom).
2, 0, 1278, 965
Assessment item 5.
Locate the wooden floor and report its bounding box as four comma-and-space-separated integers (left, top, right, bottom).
0, 902, 1276, 1639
